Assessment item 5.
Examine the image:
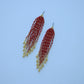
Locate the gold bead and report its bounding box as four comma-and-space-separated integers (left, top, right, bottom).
36, 60, 38, 63
23, 45, 26, 48
36, 55, 38, 58
38, 69, 40, 72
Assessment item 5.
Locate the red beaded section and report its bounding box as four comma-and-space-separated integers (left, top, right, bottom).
39, 28, 55, 65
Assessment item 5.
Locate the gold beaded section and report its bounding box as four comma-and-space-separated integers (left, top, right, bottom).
36, 54, 48, 72
23, 39, 36, 57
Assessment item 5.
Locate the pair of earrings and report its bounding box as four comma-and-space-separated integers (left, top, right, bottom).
23, 12, 55, 72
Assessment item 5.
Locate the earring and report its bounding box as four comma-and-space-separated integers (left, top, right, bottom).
36, 24, 55, 72
23, 12, 45, 57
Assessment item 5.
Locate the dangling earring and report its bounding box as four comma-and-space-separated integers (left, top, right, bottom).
23, 12, 45, 57
36, 24, 55, 72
